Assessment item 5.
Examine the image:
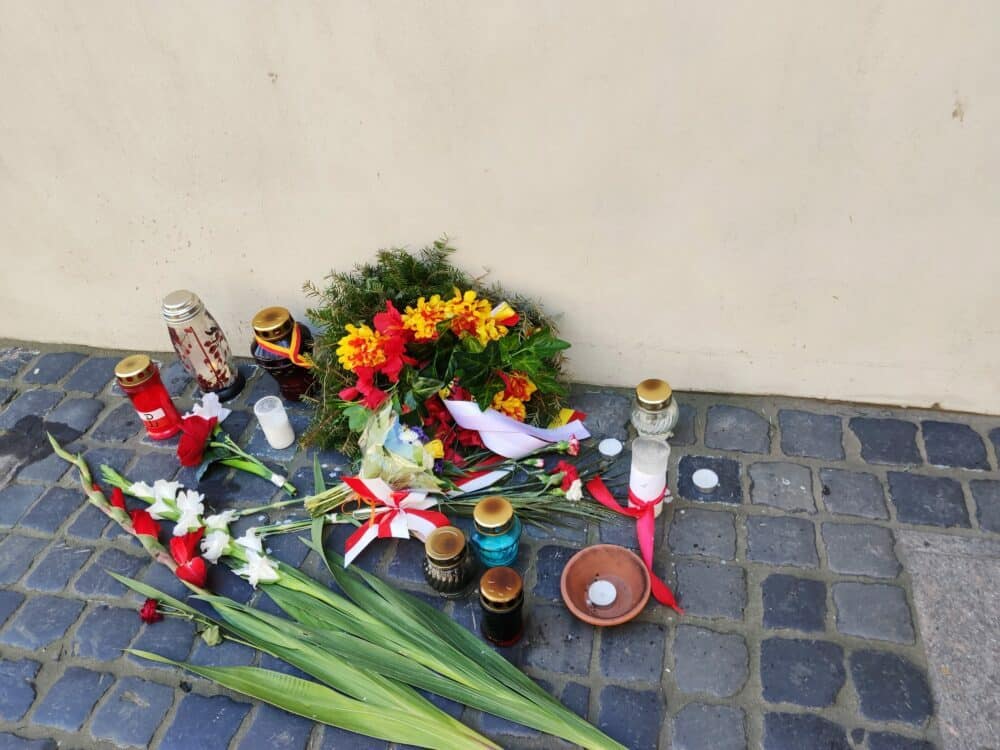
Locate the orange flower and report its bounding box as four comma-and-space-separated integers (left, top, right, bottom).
498, 371, 536, 401
402, 295, 448, 341
492, 393, 527, 421
336, 323, 389, 373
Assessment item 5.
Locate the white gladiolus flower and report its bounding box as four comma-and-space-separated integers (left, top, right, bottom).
204, 510, 238, 531
153, 479, 182, 501
233, 550, 279, 588
201, 530, 232, 563
186, 392, 231, 424
172, 489, 206, 536
565, 478, 583, 502
235, 528, 263, 554
128, 481, 156, 500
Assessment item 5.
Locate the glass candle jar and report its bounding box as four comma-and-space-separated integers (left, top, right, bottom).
479, 566, 524, 646
629, 437, 671, 517
470, 496, 522, 568
250, 306, 316, 402
162, 290, 245, 401
422, 526, 478, 599
630, 378, 680, 440
114, 355, 182, 440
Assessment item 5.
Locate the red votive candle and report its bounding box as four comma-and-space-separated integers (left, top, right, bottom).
114, 355, 182, 440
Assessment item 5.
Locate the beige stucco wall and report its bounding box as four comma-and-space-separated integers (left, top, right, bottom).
1, 2, 997, 412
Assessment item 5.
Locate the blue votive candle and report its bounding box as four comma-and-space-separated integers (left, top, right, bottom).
470, 496, 521, 568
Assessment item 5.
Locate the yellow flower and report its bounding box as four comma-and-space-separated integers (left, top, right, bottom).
336, 323, 388, 372
446, 289, 509, 346
424, 439, 444, 459
492, 393, 527, 421
401, 295, 448, 342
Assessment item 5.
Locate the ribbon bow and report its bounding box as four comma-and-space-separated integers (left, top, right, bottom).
341, 476, 450, 566
254, 323, 314, 368
585, 476, 684, 614
443, 399, 589, 459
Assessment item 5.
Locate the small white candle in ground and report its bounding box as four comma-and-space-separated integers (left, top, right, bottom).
254, 396, 295, 450
588, 580, 618, 607
598, 438, 623, 458
692, 468, 719, 492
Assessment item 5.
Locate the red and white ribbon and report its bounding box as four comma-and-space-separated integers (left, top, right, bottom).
443, 400, 590, 459
585, 475, 684, 614
342, 476, 451, 566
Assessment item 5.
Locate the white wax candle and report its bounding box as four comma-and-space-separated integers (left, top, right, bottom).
254, 396, 295, 450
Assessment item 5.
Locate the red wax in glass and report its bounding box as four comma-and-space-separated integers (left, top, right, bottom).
119, 370, 182, 440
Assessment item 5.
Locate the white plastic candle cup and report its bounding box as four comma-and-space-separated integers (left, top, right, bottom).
587, 579, 618, 608
629, 438, 670, 517
692, 468, 720, 492
254, 396, 295, 450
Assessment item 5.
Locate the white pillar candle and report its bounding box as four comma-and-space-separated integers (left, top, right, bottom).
254, 396, 295, 450
629, 438, 670, 517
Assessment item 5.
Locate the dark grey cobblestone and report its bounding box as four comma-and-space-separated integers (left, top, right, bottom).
672, 703, 747, 750
833, 581, 915, 643
0, 659, 39, 721
0, 485, 44, 528
0, 595, 83, 650
674, 560, 746, 620
23, 544, 93, 592
850, 649, 933, 725
18, 487, 85, 535
746, 516, 818, 568
760, 637, 845, 708
705, 405, 771, 454
868, 731, 937, 750
921, 419, 989, 470
779, 409, 844, 460
0, 348, 38, 379
236, 703, 314, 750
677, 455, 742, 504
127, 618, 197, 670
73, 547, 146, 598
668, 507, 736, 559
763, 712, 850, 750
821, 522, 901, 578
672, 625, 748, 697
90, 402, 143, 442
71, 605, 142, 661
159, 693, 251, 750
0, 591, 25, 628
22, 353, 84, 385
599, 620, 666, 682
32, 667, 113, 732
970, 478, 1000, 533
44, 397, 104, 434
597, 685, 663, 750
761, 574, 826, 632
888, 472, 970, 528
0, 534, 47, 584
0, 732, 57, 749
64, 356, 118, 394
749, 462, 814, 513
818, 467, 888, 519
850, 417, 922, 465
89, 676, 174, 747
0, 390, 64, 429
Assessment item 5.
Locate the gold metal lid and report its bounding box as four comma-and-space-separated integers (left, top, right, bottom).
636, 378, 672, 407
161, 290, 204, 324
425, 526, 466, 563
473, 496, 514, 530
252, 306, 294, 341
114, 354, 155, 387
479, 566, 522, 604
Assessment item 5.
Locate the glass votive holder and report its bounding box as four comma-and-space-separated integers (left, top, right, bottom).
254, 396, 295, 450
629, 438, 670, 517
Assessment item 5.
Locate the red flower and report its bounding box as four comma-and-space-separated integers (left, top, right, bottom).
110, 487, 127, 510
130, 509, 161, 538
553, 460, 580, 492
175, 557, 207, 587
139, 598, 162, 624
568, 436, 580, 457
177, 415, 218, 467
170, 529, 208, 587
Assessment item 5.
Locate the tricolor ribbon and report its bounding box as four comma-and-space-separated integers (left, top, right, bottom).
585, 476, 684, 614
341, 476, 450, 566
443, 399, 590, 459
254, 324, 314, 368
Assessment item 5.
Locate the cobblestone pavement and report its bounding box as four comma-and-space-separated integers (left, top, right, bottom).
1, 344, 998, 749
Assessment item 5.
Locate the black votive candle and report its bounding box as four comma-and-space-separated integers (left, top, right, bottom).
479, 566, 524, 646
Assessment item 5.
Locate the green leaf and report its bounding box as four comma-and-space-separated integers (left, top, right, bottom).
411, 376, 445, 399
344, 404, 370, 432
312, 455, 326, 494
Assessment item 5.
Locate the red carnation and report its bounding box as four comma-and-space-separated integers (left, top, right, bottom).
130, 509, 161, 538
110, 487, 127, 510
553, 460, 580, 492
177, 415, 218, 467
139, 598, 162, 624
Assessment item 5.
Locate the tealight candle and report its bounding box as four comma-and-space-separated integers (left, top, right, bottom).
692, 468, 720, 492
598, 438, 623, 458
629, 438, 670, 517
254, 396, 295, 450
587, 579, 618, 608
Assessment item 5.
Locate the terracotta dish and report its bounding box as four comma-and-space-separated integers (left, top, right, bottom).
560, 545, 651, 626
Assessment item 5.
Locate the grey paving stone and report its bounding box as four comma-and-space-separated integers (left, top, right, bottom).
0, 658, 40, 721
597, 685, 663, 750
749, 462, 815, 513
672, 625, 748, 697
66, 503, 109, 540
18, 487, 85, 534
236, 703, 314, 750
127, 451, 179, 484
0, 534, 47, 584
668, 508, 736, 559
568, 388, 631, 442
72, 605, 142, 661
0, 733, 57, 749
15, 449, 71, 483
0, 484, 44, 527
159, 693, 251, 750
263, 529, 311, 568
677, 455, 743, 504
534, 545, 577, 600
821, 522, 900, 578
850, 417, 921, 465
0, 347, 38, 379
140, 557, 193, 600
970, 479, 1000, 533
672, 703, 747, 750
760, 637, 845, 708
599, 620, 667, 683
73, 547, 146, 597
991, 427, 1000, 465
64, 356, 118, 394
560, 682, 590, 719
23, 543, 93, 592
0, 591, 25, 628
80, 446, 134, 475
705, 405, 771, 454
746, 516, 818, 568
385, 537, 428, 586
44, 397, 104, 434
318, 726, 387, 750
32, 666, 113, 732
0, 595, 84, 650
188, 638, 256, 667
921, 420, 989, 470
205, 564, 255, 604
818, 468, 888, 520
22, 352, 84, 384
867, 732, 936, 750
763, 712, 850, 750
522, 605, 594, 675
473, 706, 540, 739
90, 676, 174, 748
244, 411, 312, 463
159, 359, 194, 397
852, 728, 866, 745
761, 574, 826, 632
90, 402, 143, 442
674, 560, 746, 620
128, 617, 196, 671
833, 582, 914, 644
888, 472, 970, 528
0, 386, 14, 406
671, 402, 697, 445
849, 649, 933, 725
778, 409, 844, 460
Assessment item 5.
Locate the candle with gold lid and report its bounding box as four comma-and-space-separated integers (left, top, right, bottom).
470, 496, 522, 568
250, 306, 316, 402
479, 566, 524, 646
114, 355, 182, 440
631, 378, 680, 440
422, 526, 478, 599
162, 290, 244, 401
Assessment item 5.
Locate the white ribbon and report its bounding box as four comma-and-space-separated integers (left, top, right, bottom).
443, 400, 590, 459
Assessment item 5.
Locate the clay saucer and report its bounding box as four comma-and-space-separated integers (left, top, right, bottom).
560, 544, 651, 626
